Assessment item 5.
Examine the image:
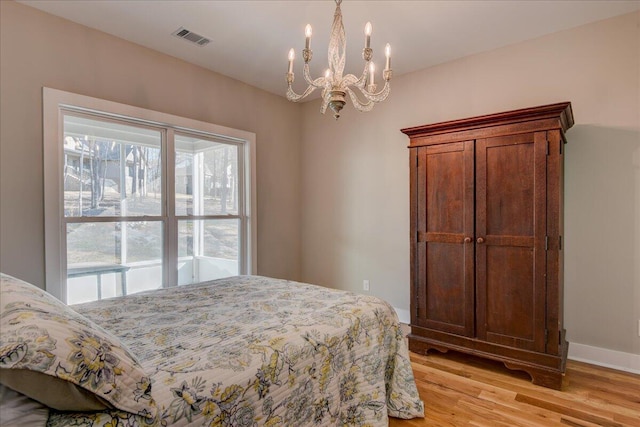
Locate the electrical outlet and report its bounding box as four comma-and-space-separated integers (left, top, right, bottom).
363, 280, 370, 291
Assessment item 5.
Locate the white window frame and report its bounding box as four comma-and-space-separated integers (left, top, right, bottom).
43, 87, 257, 302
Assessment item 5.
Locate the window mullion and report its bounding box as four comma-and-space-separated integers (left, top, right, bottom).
64, 216, 164, 223
237, 143, 247, 274
165, 128, 177, 289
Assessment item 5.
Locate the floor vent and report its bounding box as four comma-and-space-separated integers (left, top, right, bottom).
172, 27, 211, 46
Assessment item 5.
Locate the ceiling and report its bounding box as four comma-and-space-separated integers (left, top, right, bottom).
19, 1, 640, 100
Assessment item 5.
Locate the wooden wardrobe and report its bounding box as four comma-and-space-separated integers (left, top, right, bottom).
401, 102, 574, 389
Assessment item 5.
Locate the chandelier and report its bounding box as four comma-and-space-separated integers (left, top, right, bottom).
286, 0, 392, 119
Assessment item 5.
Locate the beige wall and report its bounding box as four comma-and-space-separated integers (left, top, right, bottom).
0, 1, 302, 286
300, 11, 640, 355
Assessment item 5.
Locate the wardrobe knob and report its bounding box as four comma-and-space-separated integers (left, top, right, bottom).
477, 237, 485, 244
464, 237, 472, 243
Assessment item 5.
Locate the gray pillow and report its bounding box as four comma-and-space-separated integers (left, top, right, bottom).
0, 383, 49, 427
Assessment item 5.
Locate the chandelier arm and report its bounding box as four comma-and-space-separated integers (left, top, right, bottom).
303, 63, 328, 88
340, 73, 361, 88
345, 87, 375, 112
351, 65, 370, 89
286, 84, 318, 102
358, 80, 391, 103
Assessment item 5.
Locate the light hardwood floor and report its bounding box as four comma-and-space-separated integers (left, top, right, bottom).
389, 350, 640, 427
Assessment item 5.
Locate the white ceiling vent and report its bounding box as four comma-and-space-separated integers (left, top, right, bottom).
172, 27, 211, 46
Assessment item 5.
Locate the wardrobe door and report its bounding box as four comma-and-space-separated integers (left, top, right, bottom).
413, 141, 475, 337
475, 132, 547, 352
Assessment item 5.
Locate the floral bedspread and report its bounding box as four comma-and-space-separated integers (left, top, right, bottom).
48, 276, 424, 426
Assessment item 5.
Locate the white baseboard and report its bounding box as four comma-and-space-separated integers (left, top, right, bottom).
393, 307, 640, 375
568, 342, 640, 374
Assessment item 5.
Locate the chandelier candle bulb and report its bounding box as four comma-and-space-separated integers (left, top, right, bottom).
385, 43, 391, 70
369, 62, 375, 85
305, 24, 312, 50
288, 48, 295, 74
365, 22, 372, 48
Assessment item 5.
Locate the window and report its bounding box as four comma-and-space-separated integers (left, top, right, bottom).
44, 88, 256, 303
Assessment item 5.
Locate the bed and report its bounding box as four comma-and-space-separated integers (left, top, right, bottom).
0, 273, 424, 426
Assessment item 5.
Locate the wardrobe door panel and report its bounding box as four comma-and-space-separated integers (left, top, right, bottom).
485, 142, 534, 237
425, 242, 466, 329
476, 133, 547, 352
485, 246, 535, 341
414, 142, 474, 336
